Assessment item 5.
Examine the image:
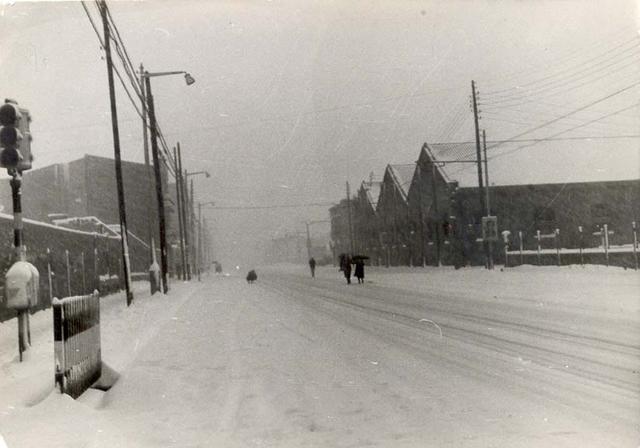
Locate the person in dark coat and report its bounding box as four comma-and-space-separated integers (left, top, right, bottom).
308, 257, 316, 278
246, 269, 257, 284
354, 258, 365, 284
340, 254, 352, 284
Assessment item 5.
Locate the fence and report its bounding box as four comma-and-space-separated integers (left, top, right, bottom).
504, 222, 639, 269
0, 213, 151, 322
53, 291, 101, 399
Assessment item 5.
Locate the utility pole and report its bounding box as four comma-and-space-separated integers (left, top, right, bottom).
190, 178, 195, 279
415, 164, 426, 267
305, 221, 312, 260
174, 147, 186, 280
181, 166, 191, 280
143, 75, 169, 293
430, 162, 441, 266
346, 181, 354, 255
100, 1, 133, 305
140, 63, 159, 293
197, 202, 202, 281
483, 130, 494, 269
471, 80, 485, 214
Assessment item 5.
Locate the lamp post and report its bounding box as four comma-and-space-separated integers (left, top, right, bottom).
140, 68, 195, 293
198, 201, 216, 281
303, 220, 330, 261
186, 171, 211, 281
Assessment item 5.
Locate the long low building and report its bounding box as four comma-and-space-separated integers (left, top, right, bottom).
331, 143, 640, 267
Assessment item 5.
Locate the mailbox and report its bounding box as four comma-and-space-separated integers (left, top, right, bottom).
5, 261, 39, 310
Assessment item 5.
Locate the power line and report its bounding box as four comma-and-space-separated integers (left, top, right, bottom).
483, 37, 640, 97
431, 134, 640, 146
480, 29, 638, 90
487, 101, 640, 161
203, 202, 336, 210
480, 56, 639, 107
81, 0, 179, 181
484, 80, 640, 151
446, 102, 640, 177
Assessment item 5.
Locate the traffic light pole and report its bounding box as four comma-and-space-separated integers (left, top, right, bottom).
144, 75, 169, 294
100, 1, 133, 306
9, 172, 29, 361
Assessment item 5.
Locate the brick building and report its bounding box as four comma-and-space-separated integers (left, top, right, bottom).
0, 155, 169, 246
330, 142, 640, 267
375, 164, 414, 266
457, 179, 640, 252
0, 155, 177, 271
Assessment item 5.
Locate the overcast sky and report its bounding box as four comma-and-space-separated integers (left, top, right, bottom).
0, 0, 638, 266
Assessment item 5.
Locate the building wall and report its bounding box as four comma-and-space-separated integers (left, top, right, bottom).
406, 158, 458, 266
457, 179, 640, 250
331, 169, 639, 267
0, 155, 168, 246
376, 169, 411, 266
329, 199, 351, 259
0, 155, 174, 271
80, 155, 160, 247
352, 186, 378, 257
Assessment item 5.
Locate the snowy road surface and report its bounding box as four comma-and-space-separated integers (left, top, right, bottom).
1, 265, 639, 447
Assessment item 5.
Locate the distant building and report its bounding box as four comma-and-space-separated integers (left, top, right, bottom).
375, 163, 414, 266
330, 143, 640, 267
265, 232, 307, 263
0, 154, 171, 251
457, 179, 640, 251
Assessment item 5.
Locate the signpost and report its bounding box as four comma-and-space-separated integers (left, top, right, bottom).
593, 224, 614, 266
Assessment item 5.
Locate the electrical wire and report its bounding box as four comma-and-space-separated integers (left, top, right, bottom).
483, 37, 640, 97
485, 80, 640, 150
81, 0, 179, 181
203, 202, 336, 210
481, 29, 638, 91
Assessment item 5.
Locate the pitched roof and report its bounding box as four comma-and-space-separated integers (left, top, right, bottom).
419, 143, 454, 184
388, 164, 416, 200
361, 181, 382, 211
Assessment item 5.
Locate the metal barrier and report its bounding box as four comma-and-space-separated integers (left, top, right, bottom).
52, 290, 101, 399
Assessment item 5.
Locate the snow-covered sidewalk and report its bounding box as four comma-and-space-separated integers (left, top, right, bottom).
0, 279, 204, 447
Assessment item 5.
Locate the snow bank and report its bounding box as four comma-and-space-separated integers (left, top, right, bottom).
0, 280, 202, 447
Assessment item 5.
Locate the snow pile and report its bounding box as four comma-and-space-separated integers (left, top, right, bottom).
0, 280, 202, 447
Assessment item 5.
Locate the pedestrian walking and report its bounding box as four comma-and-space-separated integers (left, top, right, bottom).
354, 257, 365, 284
308, 257, 316, 278
339, 253, 352, 284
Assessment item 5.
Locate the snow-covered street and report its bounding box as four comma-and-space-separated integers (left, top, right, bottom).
1, 265, 639, 447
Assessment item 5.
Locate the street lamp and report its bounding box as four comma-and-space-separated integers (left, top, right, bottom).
198, 201, 216, 281
140, 66, 195, 294
186, 170, 211, 178
303, 220, 330, 261
178, 169, 211, 280
145, 70, 196, 85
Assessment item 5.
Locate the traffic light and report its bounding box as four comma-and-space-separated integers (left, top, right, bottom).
0, 99, 32, 172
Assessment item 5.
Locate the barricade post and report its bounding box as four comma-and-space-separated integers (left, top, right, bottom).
52, 290, 101, 399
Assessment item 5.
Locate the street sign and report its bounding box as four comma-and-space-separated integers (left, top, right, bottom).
481, 216, 498, 241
